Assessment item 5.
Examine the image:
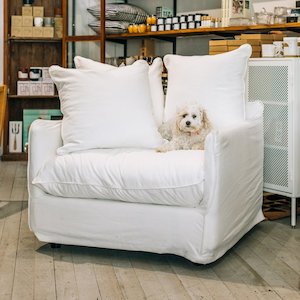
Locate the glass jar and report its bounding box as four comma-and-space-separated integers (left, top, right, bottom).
128, 24, 134, 33
132, 24, 138, 33
138, 23, 146, 33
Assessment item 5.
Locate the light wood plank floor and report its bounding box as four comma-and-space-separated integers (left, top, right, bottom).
0, 161, 299, 300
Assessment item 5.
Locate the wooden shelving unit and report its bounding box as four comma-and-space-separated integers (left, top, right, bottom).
3, 0, 63, 161
3, 0, 300, 161
107, 23, 300, 40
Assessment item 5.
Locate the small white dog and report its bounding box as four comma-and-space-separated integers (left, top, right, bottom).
156, 105, 212, 152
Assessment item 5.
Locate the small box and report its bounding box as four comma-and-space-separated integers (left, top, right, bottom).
32, 26, 44, 38
30, 82, 43, 95
9, 121, 23, 153
42, 67, 52, 82
33, 6, 44, 17
22, 6, 33, 16
11, 16, 23, 27
17, 81, 31, 96
54, 27, 63, 38
42, 82, 55, 95
11, 26, 22, 37
22, 16, 33, 27
21, 26, 33, 37
54, 17, 63, 27
43, 27, 54, 38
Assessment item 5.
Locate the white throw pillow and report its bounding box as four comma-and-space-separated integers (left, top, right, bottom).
163, 44, 252, 128
74, 56, 164, 126
49, 60, 163, 155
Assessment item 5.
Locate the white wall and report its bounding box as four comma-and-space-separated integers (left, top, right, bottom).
0, 0, 3, 84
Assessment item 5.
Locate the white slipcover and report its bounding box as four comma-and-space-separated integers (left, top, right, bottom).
32, 148, 205, 207
28, 102, 264, 264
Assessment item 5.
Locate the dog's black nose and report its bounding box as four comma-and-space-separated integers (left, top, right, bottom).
186, 121, 191, 126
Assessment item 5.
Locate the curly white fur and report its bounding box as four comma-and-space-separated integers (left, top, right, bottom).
157, 105, 212, 152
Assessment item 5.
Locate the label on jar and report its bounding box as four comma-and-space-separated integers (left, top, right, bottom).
181, 22, 187, 30
165, 24, 171, 30
157, 18, 165, 25
188, 21, 195, 29
172, 16, 179, 23
173, 23, 180, 30
166, 17, 172, 24
187, 15, 194, 22
158, 24, 165, 31
180, 15, 187, 22
151, 25, 157, 32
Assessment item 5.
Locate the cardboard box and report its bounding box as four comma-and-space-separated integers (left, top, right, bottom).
228, 45, 261, 52
17, 81, 31, 96
33, 6, 44, 17
22, 6, 33, 16
246, 39, 273, 45
54, 17, 63, 38
21, 26, 33, 37
43, 27, 54, 38
209, 40, 228, 46
11, 16, 23, 27
140, 39, 155, 57
209, 45, 228, 52
42, 82, 55, 95
11, 26, 22, 37
9, 121, 23, 153
30, 82, 42, 95
251, 52, 261, 58
32, 26, 44, 38
22, 16, 33, 27
209, 52, 225, 55
54, 17, 63, 27
54, 27, 63, 38
240, 34, 274, 40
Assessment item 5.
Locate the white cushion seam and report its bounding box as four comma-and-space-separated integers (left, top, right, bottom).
33, 180, 204, 191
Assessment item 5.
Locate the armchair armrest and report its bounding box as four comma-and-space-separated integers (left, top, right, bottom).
202, 101, 264, 255
28, 120, 62, 185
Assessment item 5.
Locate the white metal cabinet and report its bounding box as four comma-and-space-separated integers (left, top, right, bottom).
247, 58, 300, 227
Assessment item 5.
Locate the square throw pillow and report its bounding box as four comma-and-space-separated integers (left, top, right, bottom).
163, 44, 252, 128
49, 60, 163, 155
74, 56, 164, 126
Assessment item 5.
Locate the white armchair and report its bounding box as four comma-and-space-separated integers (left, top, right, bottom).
28, 101, 264, 264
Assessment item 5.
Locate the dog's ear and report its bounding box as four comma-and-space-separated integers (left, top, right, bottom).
202, 109, 212, 130
173, 114, 182, 135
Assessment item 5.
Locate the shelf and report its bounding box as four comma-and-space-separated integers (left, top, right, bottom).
1, 153, 27, 161
8, 37, 62, 43
65, 35, 101, 42
8, 95, 59, 100
107, 23, 300, 40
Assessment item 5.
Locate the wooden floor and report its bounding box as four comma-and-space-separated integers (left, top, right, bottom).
0, 161, 299, 300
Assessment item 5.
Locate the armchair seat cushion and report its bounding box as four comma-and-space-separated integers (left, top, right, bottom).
33, 148, 205, 208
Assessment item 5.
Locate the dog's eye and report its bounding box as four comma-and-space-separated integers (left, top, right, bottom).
192, 115, 197, 119
182, 114, 187, 118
